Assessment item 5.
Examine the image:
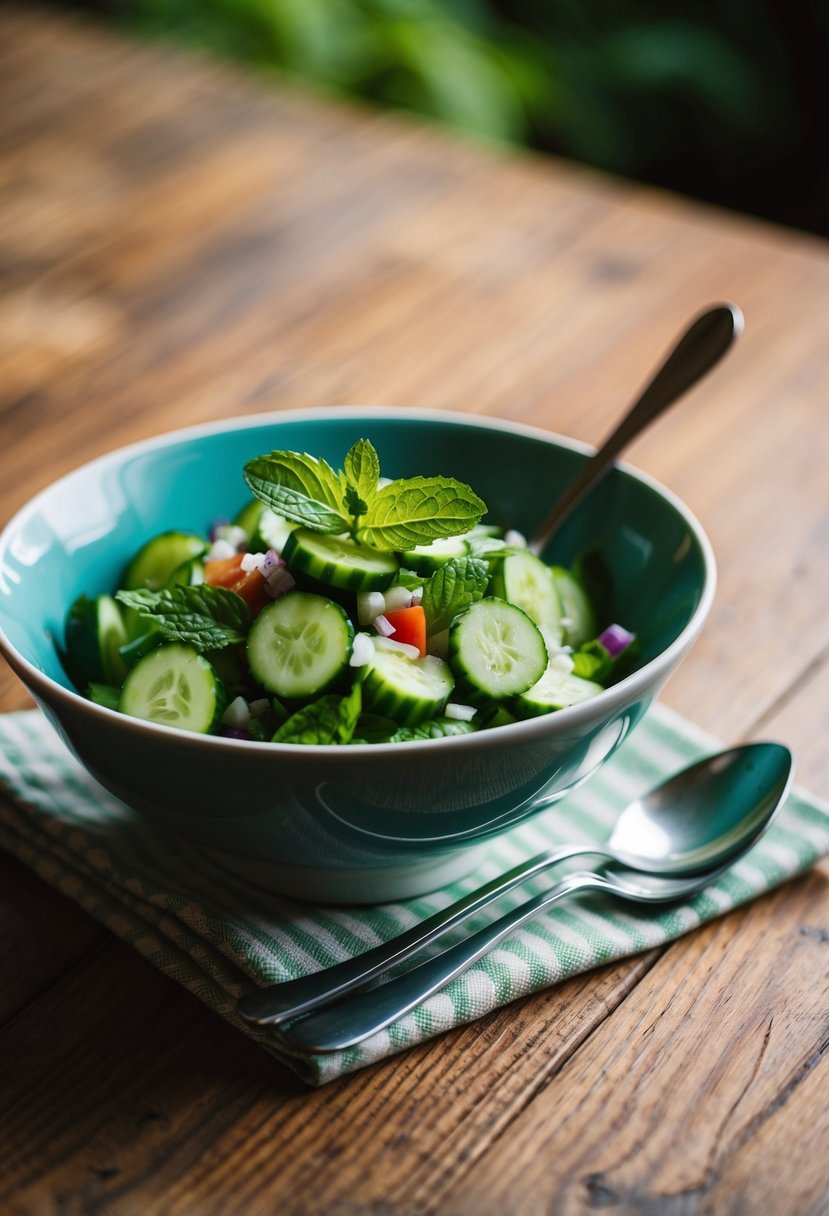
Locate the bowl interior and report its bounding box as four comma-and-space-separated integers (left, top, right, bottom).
0, 410, 709, 688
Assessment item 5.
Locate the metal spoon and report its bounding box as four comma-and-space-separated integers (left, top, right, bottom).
529, 302, 743, 555
237, 742, 792, 1031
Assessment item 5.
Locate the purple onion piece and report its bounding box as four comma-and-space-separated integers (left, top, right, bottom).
219, 725, 251, 740
263, 565, 295, 600
261, 548, 283, 576
374, 614, 396, 638
597, 623, 635, 659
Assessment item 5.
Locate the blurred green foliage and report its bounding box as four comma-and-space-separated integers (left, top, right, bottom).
96, 0, 829, 233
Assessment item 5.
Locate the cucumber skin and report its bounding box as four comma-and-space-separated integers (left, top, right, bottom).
122, 531, 207, 592
64, 594, 129, 690
362, 651, 454, 727
283, 529, 398, 592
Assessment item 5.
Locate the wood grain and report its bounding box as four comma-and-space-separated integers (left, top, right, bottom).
1, 6, 828, 1214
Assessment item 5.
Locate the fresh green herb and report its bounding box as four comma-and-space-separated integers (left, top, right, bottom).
115, 585, 251, 652
395, 567, 427, 591
349, 712, 400, 744
244, 450, 349, 533
343, 437, 381, 502
244, 439, 486, 549
387, 718, 477, 742
87, 683, 122, 711
420, 557, 489, 633
272, 681, 362, 745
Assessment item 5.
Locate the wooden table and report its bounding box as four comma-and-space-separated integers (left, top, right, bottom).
2, 9, 828, 1213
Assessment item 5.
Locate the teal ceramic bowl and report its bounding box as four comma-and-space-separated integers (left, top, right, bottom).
0, 408, 714, 902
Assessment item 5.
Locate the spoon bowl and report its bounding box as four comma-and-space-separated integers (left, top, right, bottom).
237, 741, 793, 1028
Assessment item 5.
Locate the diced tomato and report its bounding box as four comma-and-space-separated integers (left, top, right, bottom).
204, 553, 269, 615
384, 605, 427, 656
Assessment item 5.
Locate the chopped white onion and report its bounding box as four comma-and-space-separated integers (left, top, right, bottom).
374, 614, 396, 638
349, 632, 376, 667
206, 538, 237, 562
383, 585, 413, 612
222, 695, 250, 729
214, 524, 248, 551
444, 702, 477, 722
248, 698, 270, 718
410, 586, 423, 605
504, 529, 527, 548
550, 653, 575, 674
358, 591, 386, 626
240, 552, 266, 573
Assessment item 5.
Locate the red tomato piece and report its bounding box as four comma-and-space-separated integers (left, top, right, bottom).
384, 605, 427, 656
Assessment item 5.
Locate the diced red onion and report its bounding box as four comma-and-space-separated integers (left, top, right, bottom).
598, 623, 635, 658
219, 725, 251, 741
410, 586, 423, 606
262, 552, 295, 600
261, 548, 282, 575
374, 614, 396, 638
444, 702, 477, 722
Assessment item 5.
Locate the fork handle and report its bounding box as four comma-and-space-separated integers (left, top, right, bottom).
236, 844, 607, 1027
279, 872, 599, 1053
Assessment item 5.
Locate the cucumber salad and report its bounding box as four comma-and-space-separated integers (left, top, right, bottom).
61, 439, 635, 745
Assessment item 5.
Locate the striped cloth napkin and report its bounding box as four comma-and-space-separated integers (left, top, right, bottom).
0, 705, 827, 1086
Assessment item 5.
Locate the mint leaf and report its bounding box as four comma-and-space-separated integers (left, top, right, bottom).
344, 439, 380, 501
356, 477, 486, 550
396, 567, 427, 591
420, 557, 489, 633
244, 451, 349, 533
116, 586, 250, 652
388, 719, 476, 742
272, 681, 362, 745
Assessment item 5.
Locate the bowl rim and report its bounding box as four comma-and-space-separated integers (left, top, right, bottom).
0, 405, 716, 757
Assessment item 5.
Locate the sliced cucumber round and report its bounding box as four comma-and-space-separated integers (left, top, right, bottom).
400, 534, 469, 575
166, 556, 205, 588
120, 643, 226, 733
257, 508, 297, 555
283, 528, 398, 591
247, 591, 353, 698
233, 499, 266, 545
64, 594, 129, 690
122, 531, 206, 592
513, 668, 604, 718
551, 567, 597, 648
362, 639, 454, 727
489, 551, 563, 645
449, 597, 546, 699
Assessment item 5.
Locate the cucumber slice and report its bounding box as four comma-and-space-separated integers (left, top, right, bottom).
449, 597, 546, 699
489, 551, 563, 645
551, 567, 597, 648
64, 594, 129, 689
362, 639, 454, 726
120, 643, 226, 733
247, 591, 353, 698
514, 668, 603, 718
257, 508, 297, 555
166, 556, 205, 587
233, 499, 266, 545
123, 531, 206, 592
400, 535, 469, 575
283, 528, 398, 592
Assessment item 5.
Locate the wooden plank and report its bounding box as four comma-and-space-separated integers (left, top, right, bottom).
0, 938, 658, 1214
435, 867, 829, 1216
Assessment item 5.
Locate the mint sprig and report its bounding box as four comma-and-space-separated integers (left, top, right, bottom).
272, 681, 362, 745
388, 719, 477, 742
243, 439, 486, 550
115, 586, 250, 652
420, 557, 489, 633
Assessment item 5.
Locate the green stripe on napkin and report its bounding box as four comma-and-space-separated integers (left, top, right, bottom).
0, 706, 826, 1086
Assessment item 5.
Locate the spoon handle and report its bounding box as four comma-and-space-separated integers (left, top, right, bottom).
236, 843, 606, 1027
280, 872, 600, 1053
529, 302, 743, 556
